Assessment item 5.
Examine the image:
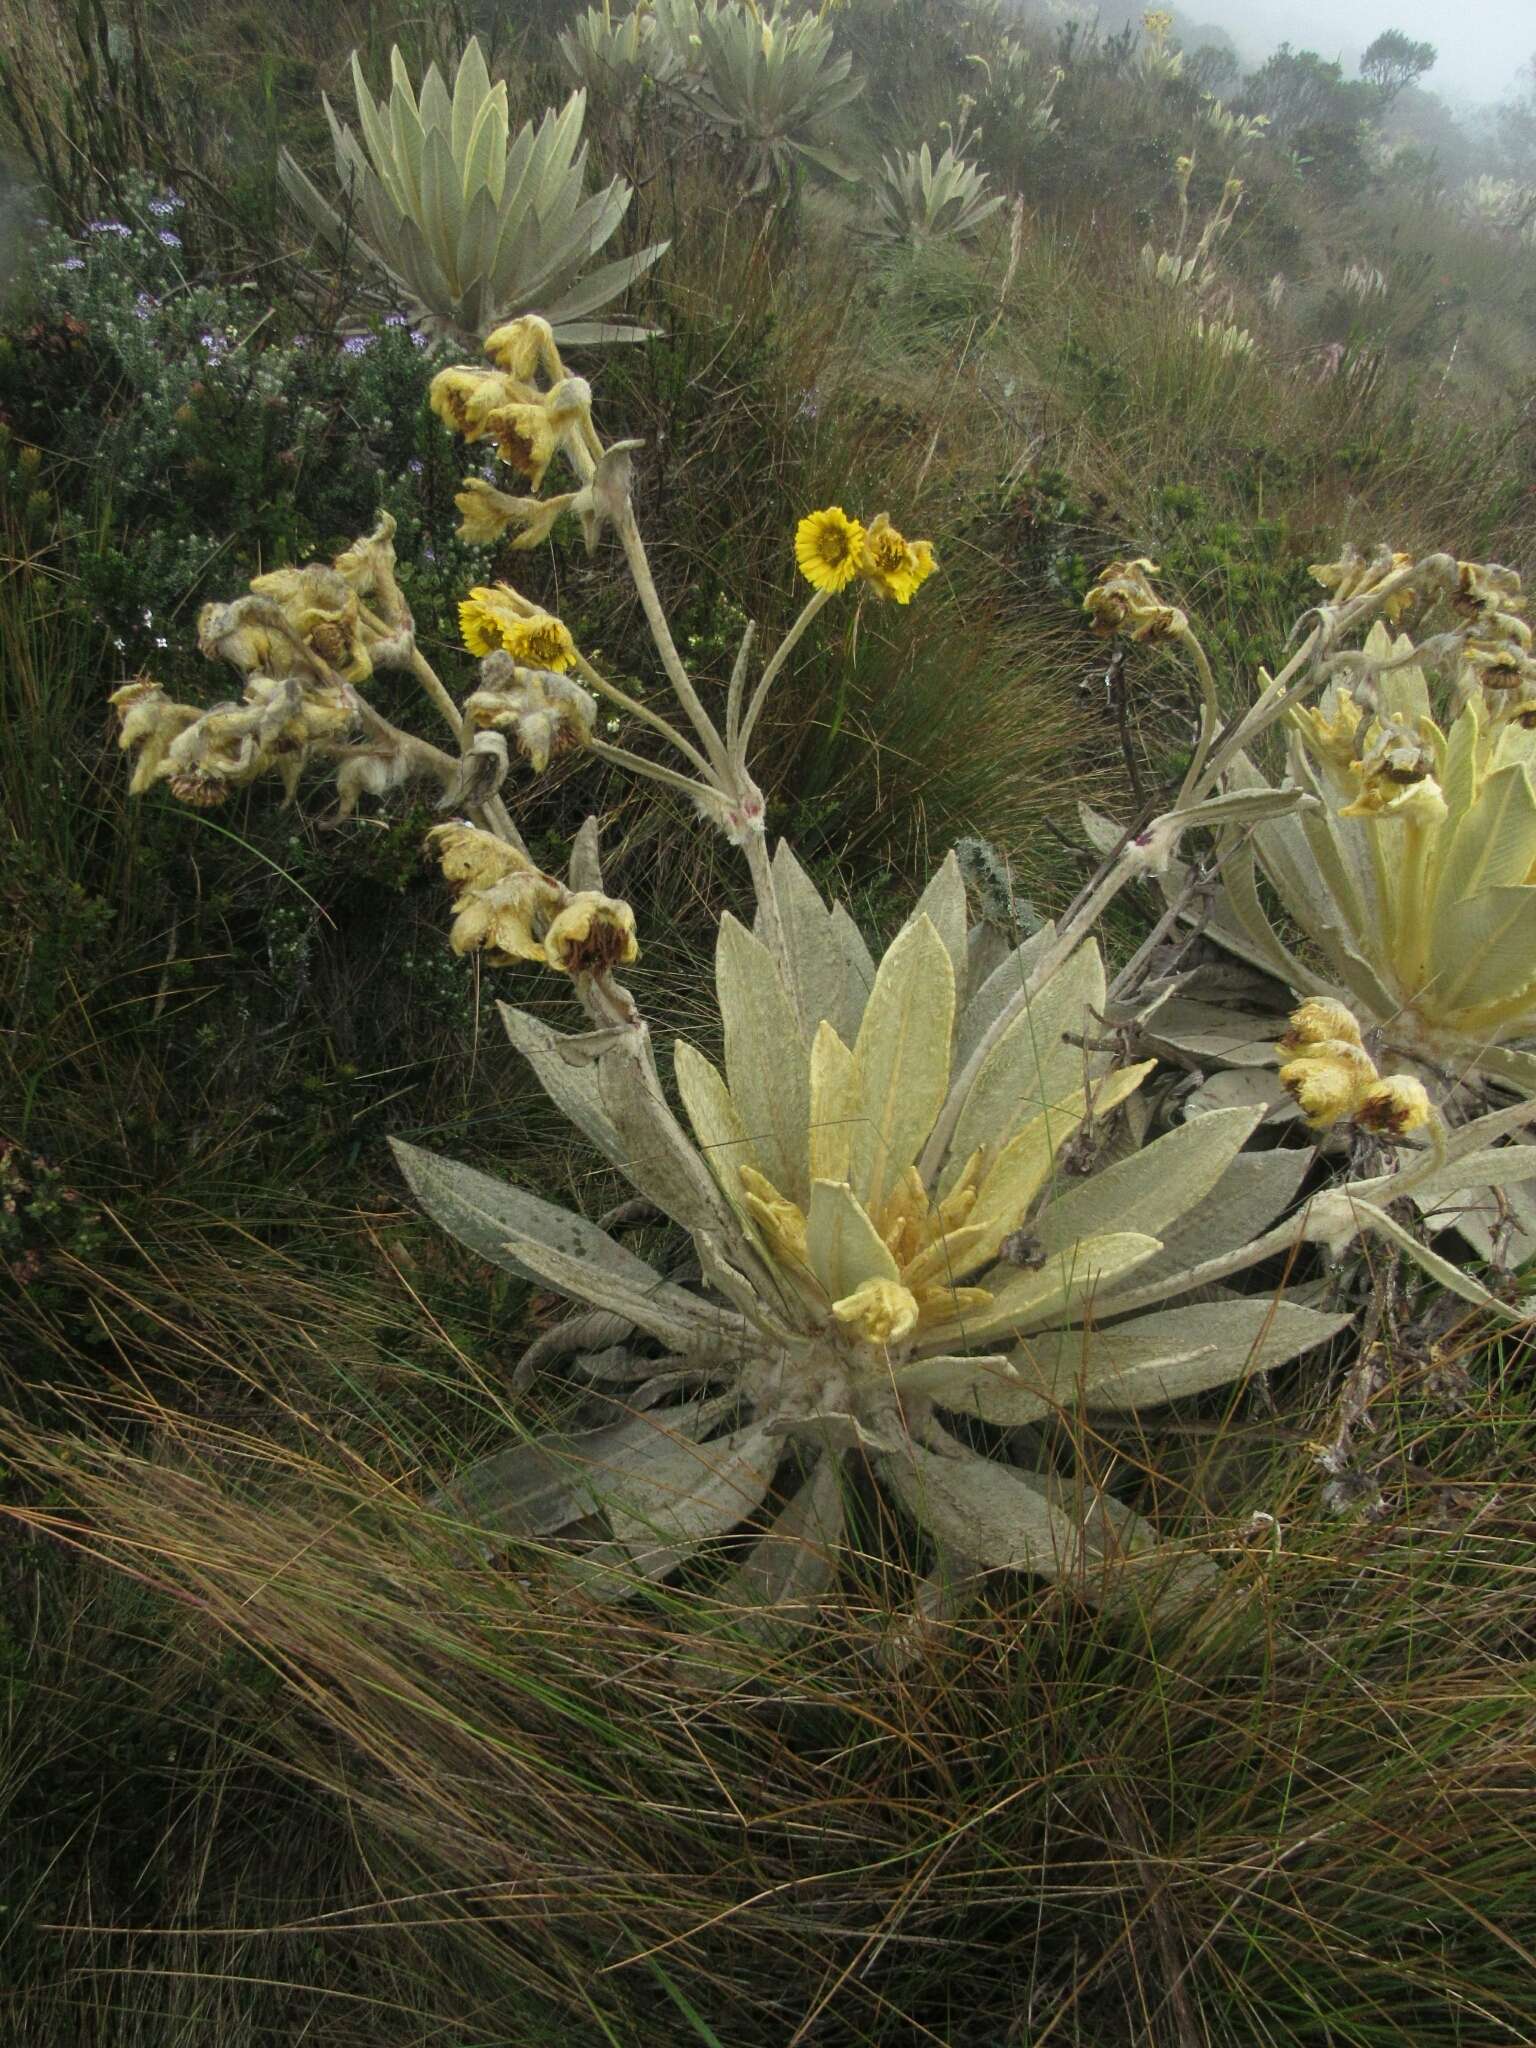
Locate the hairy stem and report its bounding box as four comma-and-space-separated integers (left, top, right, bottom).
614, 507, 732, 779
572, 652, 716, 778
737, 585, 834, 759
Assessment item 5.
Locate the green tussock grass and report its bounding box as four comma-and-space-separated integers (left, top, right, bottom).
5, 1298, 1536, 2046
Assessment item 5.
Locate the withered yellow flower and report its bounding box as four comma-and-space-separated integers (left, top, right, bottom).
248, 564, 372, 684
428, 825, 637, 977
1083, 557, 1185, 641
542, 892, 640, 975
1308, 546, 1417, 624
465, 657, 596, 773
1279, 1045, 1373, 1129
450, 871, 567, 964
858, 513, 936, 605
1275, 1002, 1431, 1137
794, 507, 865, 593
481, 400, 561, 487
1293, 685, 1364, 772
1280, 998, 1365, 1051
482, 315, 562, 384
832, 1277, 921, 1348
109, 679, 203, 795
429, 366, 527, 439
427, 821, 535, 890
453, 478, 576, 549
1354, 1075, 1431, 1137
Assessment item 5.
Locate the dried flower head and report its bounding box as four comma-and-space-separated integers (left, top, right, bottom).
1279, 1043, 1375, 1128
542, 892, 640, 975
1353, 1075, 1432, 1137
859, 513, 936, 604
1083, 558, 1186, 642
453, 478, 576, 549
1309, 546, 1417, 624
247, 564, 372, 684
1279, 998, 1365, 1052
464, 655, 596, 773
429, 366, 527, 439
427, 823, 638, 977
481, 314, 563, 383
109, 678, 202, 794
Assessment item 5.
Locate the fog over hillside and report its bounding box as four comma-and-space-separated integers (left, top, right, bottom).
1037, 0, 1527, 107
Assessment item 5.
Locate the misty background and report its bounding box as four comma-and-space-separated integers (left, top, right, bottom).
1158, 0, 1524, 106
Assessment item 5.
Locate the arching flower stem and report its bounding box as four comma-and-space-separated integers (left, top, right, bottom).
735, 584, 835, 756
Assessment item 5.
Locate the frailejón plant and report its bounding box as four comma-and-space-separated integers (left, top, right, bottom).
278, 38, 666, 345
690, 1, 861, 194
868, 139, 1004, 248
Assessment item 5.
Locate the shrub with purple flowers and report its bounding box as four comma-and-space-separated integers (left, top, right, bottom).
0, 179, 478, 657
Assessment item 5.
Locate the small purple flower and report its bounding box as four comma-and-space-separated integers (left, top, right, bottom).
409, 329, 429, 349
199, 331, 229, 361
342, 334, 375, 356
407, 458, 424, 475
423, 544, 437, 563
384, 312, 409, 328
158, 230, 182, 249
148, 193, 182, 217
86, 219, 131, 237
61, 256, 85, 272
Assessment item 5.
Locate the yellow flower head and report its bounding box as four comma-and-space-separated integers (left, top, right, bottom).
542, 892, 640, 976
859, 513, 937, 605
458, 585, 575, 670
795, 506, 865, 593
453, 478, 575, 549
1293, 685, 1364, 773
1339, 764, 1449, 826
1280, 998, 1365, 1052
831, 1277, 921, 1349
331, 512, 398, 600
429, 366, 525, 440
1309, 546, 1416, 623
450, 872, 566, 965
1279, 1042, 1376, 1129
1455, 560, 1525, 619
109, 678, 202, 795
510, 614, 577, 673
482, 401, 561, 488
1083, 557, 1185, 641
427, 821, 537, 891
1353, 1074, 1432, 1138
482, 315, 562, 384
1464, 641, 1533, 694
157, 696, 283, 809
1335, 715, 1447, 823
197, 597, 280, 677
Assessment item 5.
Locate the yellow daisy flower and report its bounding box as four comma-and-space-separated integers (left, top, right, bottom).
794, 507, 865, 593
